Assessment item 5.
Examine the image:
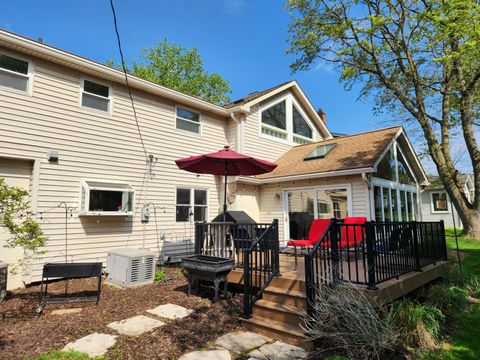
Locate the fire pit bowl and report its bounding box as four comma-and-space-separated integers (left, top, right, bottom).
182, 255, 234, 302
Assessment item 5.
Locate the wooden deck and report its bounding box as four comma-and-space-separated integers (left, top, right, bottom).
227, 253, 448, 345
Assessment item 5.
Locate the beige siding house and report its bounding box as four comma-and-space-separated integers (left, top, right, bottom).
0, 29, 429, 288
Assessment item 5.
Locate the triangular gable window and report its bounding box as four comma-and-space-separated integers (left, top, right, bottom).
261, 100, 286, 130
304, 143, 336, 161
293, 105, 312, 139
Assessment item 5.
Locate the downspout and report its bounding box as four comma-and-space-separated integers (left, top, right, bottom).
229, 111, 243, 152
362, 173, 374, 220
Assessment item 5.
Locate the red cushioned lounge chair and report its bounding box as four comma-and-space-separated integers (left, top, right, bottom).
287, 219, 331, 269
338, 217, 367, 257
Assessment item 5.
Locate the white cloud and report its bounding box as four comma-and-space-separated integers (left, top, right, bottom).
222, 0, 246, 14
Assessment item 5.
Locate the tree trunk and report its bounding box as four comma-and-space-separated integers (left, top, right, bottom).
458, 208, 480, 239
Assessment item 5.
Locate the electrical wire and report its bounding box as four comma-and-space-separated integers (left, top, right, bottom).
109, 0, 148, 159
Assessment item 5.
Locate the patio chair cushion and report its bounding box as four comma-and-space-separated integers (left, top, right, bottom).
339, 217, 367, 249
287, 219, 331, 247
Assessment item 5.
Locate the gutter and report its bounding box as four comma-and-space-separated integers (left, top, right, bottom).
0, 30, 229, 117
238, 167, 374, 185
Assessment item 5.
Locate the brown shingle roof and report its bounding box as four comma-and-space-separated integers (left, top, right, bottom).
257, 126, 402, 179
224, 81, 293, 109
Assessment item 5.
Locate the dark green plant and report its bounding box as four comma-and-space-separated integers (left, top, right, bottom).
0, 177, 46, 275
387, 299, 444, 350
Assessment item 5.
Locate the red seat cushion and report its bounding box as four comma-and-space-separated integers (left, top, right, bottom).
339, 217, 367, 248
287, 219, 331, 248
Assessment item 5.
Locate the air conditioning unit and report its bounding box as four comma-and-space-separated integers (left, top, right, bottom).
106, 248, 154, 287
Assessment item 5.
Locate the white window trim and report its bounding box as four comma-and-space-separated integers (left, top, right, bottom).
175, 187, 209, 223
79, 77, 113, 114
282, 184, 353, 241
79, 179, 134, 216
175, 105, 203, 137
258, 93, 317, 145
430, 190, 450, 214
0, 50, 34, 96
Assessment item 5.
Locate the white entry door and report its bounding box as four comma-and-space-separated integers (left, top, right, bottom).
0, 158, 33, 290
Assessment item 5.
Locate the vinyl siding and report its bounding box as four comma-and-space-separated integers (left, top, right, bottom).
0, 52, 229, 282
420, 190, 461, 227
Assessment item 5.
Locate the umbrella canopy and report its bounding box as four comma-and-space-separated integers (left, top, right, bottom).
175, 146, 277, 220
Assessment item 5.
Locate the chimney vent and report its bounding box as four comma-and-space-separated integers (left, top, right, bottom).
317, 108, 326, 124
37, 37, 43, 43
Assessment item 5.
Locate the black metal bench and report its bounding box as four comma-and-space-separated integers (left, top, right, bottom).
37, 262, 103, 313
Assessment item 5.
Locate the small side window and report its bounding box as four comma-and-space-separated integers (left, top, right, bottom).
0, 53, 31, 92
431, 191, 449, 212
79, 180, 134, 215
176, 107, 200, 134
81, 79, 111, 112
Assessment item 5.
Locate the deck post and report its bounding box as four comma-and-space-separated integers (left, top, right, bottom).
273, 219, 280, 276
365, 221, 377, 290
243, 249, 251, 318
440, 220, 448, 261
330, 218, 340, 284
194, 222, 203, 255
412, 221, 422, 271
304, 253, 314, 319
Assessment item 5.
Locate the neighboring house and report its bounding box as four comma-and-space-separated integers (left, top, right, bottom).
420, 174, 475, 228
0, 29, 429, 288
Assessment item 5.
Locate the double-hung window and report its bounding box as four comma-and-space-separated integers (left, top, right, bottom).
176, 188, 208, 222
0, 53, 31, 93
176, 107, 201, 134
81, 79, 111, 112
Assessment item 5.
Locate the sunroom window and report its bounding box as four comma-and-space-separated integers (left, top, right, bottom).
176, 107, 200, 134
0, 53, 30, 92
81, 79, 111, 112
261, 100, 287, 140
79, 180, 134, 215
292, 105, 312, 143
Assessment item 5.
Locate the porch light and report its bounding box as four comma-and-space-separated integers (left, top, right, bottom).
304, 143, 336, 161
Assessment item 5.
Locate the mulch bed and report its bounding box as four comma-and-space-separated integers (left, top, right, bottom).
0, 267, 244, 359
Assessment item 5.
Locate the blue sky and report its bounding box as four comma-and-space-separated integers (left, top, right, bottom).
0, 0, 391, 136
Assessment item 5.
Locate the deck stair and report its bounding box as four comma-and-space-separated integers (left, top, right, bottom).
239, 274, 308, 345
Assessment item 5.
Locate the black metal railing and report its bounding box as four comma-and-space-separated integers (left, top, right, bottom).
305, 219, 447, 317
194, 219, 280, 317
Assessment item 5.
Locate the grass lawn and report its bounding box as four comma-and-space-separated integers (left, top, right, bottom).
425, 229, 480, 360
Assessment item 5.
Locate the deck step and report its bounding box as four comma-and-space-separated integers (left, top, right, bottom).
269, 276, 306, 293
241, 316, 308, 346
262, 286, 306, 309
253, 299, 304, 326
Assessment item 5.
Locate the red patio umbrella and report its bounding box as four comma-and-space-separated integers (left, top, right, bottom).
175, 146, 277, 220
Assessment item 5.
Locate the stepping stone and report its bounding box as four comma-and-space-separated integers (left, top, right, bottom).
257, 341, 308, 360
215, 331, 271, 354
247, 349, 267, 359
107, 315, 164, 336
51, 308, 82, 316
146, 303, 193, 319
179, 349, 231, 360
63, 332, 117, 357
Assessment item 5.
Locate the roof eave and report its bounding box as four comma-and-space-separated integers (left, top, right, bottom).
0, 30, 229, 117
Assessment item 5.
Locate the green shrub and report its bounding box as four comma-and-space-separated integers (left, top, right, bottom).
387, 299, 444, 350
26, 349, 105, 360
425, 283, 469, 316
154, 270, 166, 282
303, 283, 398, 359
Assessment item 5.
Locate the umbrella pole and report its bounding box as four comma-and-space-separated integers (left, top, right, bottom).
223, 161, 227, 222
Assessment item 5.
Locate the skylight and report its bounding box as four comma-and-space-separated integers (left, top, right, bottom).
304, 143, 336, 161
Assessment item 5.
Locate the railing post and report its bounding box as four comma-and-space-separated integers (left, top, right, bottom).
412, 221, 422, 271
304, 253, 314, 320
273, 219, 280, 276
330, 218, 340, 284
365, 221, 378, 290
440, 220, 447, 261
243, 249, 251, 318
